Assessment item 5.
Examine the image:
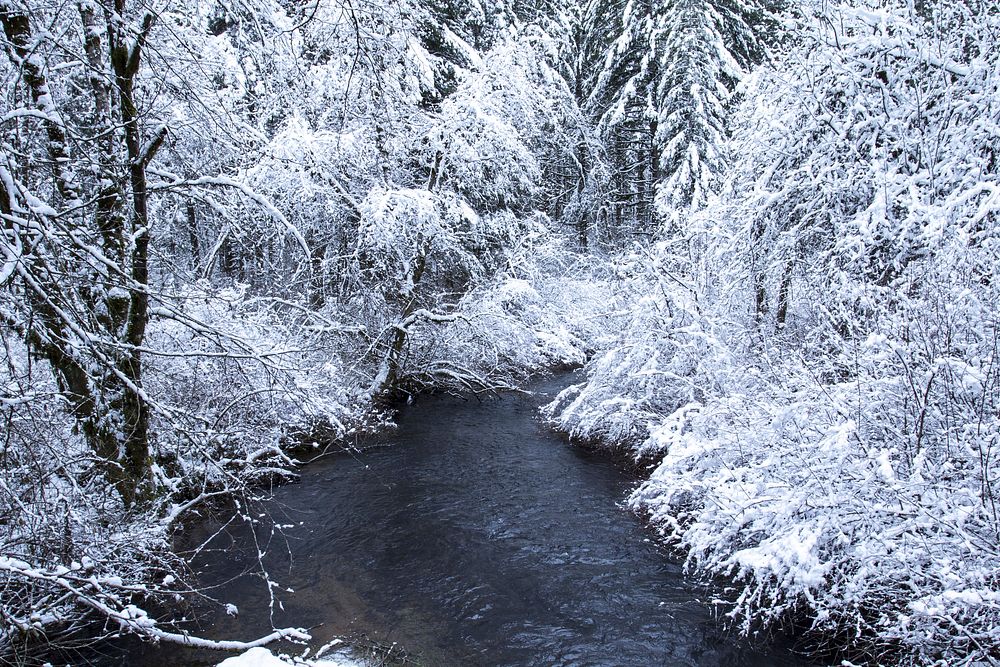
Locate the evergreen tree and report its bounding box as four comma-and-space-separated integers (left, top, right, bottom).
585, 0, 779, 237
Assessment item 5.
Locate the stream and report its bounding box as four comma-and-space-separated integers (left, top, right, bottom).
113, 374, 810, 666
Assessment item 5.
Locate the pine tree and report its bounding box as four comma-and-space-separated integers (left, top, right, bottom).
584, 0, 779, 237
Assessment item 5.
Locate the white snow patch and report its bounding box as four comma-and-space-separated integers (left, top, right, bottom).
216, 647, 362, 667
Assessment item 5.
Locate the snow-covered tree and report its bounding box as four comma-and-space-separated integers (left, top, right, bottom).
0, 0, 349, 658
583, 0, 777, 236
652, 0, 776, 219
0, 0, 175, 506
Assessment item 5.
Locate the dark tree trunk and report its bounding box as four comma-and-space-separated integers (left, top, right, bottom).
376, 241, 430, 397
109, 3, 159, 506
776, 260, 793, 330
187, 200, 201, 265
309, 239, 327, 309
753, 271, 768, 325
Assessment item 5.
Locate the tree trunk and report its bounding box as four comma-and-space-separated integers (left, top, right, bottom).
576, 137, 589, 250
187, 200, 201, 266
750, 219, 768, 325
110, 4, 160, 506
753, 272, 767, 323
308, 238, 327, 309
374, 240, 430, 398
776, 260, 793, 331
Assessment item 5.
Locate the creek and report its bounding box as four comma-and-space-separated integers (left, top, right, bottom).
116, 374, 809, 666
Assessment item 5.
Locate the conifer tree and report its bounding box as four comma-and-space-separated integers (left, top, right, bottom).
585, 0, 779, 235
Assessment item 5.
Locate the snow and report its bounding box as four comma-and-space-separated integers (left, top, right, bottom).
216, 647, 362, 667
218, 649, 286, 667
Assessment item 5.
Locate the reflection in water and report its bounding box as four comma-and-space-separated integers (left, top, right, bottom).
118, 375, 809, 666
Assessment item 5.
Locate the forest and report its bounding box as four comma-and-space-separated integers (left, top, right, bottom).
1, 0, 997, 664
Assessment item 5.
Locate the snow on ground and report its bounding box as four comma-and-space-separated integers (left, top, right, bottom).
217, 646, 363, 667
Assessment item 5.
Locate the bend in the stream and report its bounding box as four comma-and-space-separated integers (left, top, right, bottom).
110, 373, 813, 667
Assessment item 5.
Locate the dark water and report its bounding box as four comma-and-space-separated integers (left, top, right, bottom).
119, 375, 809, 666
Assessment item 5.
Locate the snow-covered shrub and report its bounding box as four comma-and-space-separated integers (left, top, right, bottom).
0, 335, 181, 658
630, 274, 1000, 663
346, 203, 619, 394
544, 244, 737, 454
345, 190, 534, 394
145, 282, 358, 490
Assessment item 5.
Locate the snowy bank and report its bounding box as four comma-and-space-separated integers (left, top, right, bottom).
217, 646, 361, 667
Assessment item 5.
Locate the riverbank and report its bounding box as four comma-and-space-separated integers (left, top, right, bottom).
542, 245, 1000, 665
1, 254, 618, 667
